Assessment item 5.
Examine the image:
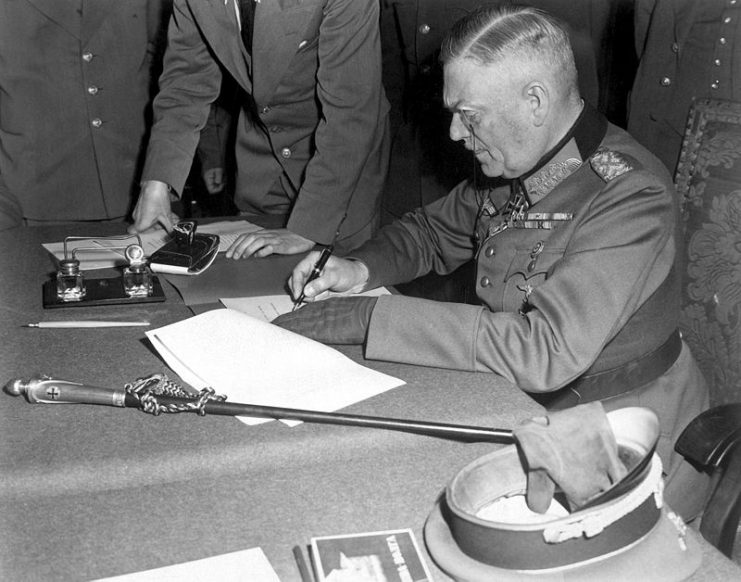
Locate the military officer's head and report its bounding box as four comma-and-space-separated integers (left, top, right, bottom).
441, 5, 583, 179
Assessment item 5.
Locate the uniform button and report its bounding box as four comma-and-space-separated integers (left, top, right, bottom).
87, 85, 99, 95
261, 105, 271, 114
720, 37, 727, 44
724, 16, 732, 24
420, 64, 431, 75
480, 276, 491, 288
91, 118, 102, 128
419, 24, 431, 34
714, 58, 722, 66
269, 126, 282, 133
281, 147, 291, 158
660, 76, 672, 86
671, 42, 679, 53
484, 246, 495, 257
711, 81, 720, 89
82, 51, 93, 62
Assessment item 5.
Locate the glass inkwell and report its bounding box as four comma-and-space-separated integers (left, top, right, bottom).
122, 244, 153, 298
56, 258, 86, 302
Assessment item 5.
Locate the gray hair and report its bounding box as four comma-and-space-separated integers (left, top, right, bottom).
440, 5, 579, 96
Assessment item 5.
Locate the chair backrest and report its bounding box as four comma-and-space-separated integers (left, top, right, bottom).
674, 99, 741, 406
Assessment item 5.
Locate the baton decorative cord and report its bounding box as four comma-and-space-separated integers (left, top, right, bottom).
4, 374, 515, 444
125, 373, 226, 416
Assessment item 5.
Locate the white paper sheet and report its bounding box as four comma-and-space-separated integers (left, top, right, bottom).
91, 547, 280, 582
42, 220, 263, 270
221, 287, 392, 322
145, 308, 405, 426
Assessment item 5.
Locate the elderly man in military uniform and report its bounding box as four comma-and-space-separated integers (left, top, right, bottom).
274, 5, 710, 521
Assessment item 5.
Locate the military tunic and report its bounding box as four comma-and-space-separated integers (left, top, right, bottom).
350, 105, 710, 518
0, 0, 168, 223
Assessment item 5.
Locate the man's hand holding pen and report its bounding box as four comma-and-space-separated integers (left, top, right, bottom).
286, 251, 370, 306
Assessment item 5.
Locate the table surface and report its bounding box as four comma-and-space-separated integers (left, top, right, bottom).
1, 224, 739, 582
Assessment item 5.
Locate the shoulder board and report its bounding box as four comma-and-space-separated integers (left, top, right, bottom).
589, 148, 637, 182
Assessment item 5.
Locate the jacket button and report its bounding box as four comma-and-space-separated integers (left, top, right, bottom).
281, 147, 292, 159
660, 76, 671, 86
419, 24, 431, 34
91, 118, 102, 128
671, 42, 679, 53
480, 276, 491, 287
261, 105, 271, 114
484, 246, 495, 257
82, 52, 93, 62
87, 85, 99, 95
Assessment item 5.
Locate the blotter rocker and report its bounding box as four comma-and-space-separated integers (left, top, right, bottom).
149, 221, 219, 275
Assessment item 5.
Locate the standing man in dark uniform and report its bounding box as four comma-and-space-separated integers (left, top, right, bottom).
276, 5, 710, 521
0, 0, 170, 230
628, 0, 741, 174
130, 0, 390, 258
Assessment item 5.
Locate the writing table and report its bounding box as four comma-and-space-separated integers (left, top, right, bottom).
1, 224, 739, 581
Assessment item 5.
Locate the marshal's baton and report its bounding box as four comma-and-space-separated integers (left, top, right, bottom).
4, 376, 514, 444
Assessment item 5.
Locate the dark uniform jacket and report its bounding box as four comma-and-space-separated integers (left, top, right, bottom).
0, 0, 168, 223
350, 106, 710, 515
142, 0, 390, 246
628, 0, 741, 173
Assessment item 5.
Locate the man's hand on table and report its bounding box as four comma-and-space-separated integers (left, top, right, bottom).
225, 228, 313, 259
128, 180, 180, 234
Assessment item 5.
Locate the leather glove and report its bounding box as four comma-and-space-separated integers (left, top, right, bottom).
272, 296, 378, 344
512, 402, 628, 513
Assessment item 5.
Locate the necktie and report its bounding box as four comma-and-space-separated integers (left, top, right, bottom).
238, 0, 254, 54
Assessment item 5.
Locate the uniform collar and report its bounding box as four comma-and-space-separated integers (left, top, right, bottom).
520, 103, 607, 203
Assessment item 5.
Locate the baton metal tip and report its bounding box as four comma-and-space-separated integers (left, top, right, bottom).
4, 379, 25, 397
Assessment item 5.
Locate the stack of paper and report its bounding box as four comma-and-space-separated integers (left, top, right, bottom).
145, 308, 405, 426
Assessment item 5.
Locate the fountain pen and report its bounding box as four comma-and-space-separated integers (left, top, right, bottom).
292, 245, 334, 311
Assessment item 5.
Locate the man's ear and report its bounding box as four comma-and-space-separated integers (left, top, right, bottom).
524, 82, 549, 127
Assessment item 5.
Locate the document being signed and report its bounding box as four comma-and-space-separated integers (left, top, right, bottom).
220, 286, 391, 322
145, 308, 405, 426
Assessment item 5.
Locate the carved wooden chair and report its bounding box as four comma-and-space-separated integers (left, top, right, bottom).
673, 99, 741, 559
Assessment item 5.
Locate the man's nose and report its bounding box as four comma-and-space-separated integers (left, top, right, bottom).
449, 113, 470, 142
